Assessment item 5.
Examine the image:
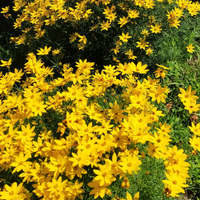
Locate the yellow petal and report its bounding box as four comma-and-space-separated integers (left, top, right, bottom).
133, 192, 139, 200
126, 192, 132, 200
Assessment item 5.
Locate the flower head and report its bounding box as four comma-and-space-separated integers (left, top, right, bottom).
0, 58, 12, 67
186, 44, 195, 53
37, 46, 51, 55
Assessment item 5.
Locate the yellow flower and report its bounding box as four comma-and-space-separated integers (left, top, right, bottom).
154, 68, 166, 78
117, 62, 133, 75
136, 37, 149, 50
149, 84, 168, 103
146, 47, 153, 56
0, 182, 28, 200
46, 154, 68, 178
37, 46, 51, 55
30, 100, 48, 116
156, 122, 172, 135
188, 122, 200, 136
141, 29, 150, 37
150, 131, 171, 147
52, 49, 60, 55
119, 154, 142, 175
150, 23, 162, 34
0, 58, 12, 67
46, 176, 68, 197
69, 149, 88, 168
125, 49, 137, 60
90, 24, 98, 31
77, 134, 97, 154
186, 44, 195, 53
188, 4, 198, 16
11, 152, 32, 173
100, 20, 111, 31
135, 0, 145, 7
183, 100, 200, 114
113, 56, 120, 63
83, 9, 93, 19
69, 32, 78, 43
16, 123, 36, 143
189, 135, 200, 151
146, 142, 158, 158
87, 180, 112, 199
168, 18, 180, 29
162, 172, 189, 198
93, 162, 116, 186
121, 177, 130, 188
111, 46, 120, 55
130, 61, 149, 74
1, 6, 9, 14
119, 32, 132, 42
118, 16, 129, 28
148, 15, 156, 24
191, 149, 197, 155
178, 85, 199, 103
103, 6, 115, 16
145, 0, 155, 9
105, 12, 117, 23
78, 35, 87, 44
77, 42, 86, 50
127, 9, 140, 19
75, 59, 94, 75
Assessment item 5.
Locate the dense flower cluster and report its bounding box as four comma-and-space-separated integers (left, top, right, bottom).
8, 0, 199, 56
0, 0, 200, 199
0, 52, 194, 199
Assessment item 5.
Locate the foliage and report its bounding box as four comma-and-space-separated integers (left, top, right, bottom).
1, 0, 200, 200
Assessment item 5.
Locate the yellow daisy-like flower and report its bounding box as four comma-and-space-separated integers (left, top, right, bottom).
52, 49, 60, 55
37, 46, 51, 55
141, 29, 150, 37
146, 47, 153, 56
0, 58, 12, 67
78, 35, 87, 45
150, 23, 162, 34
118, 16, 129, 28
100, 20, 111, 31
186, 44, 195, 53
119, 32, 132, 43
136, 37, 149, 50
1, 6, 9, 14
